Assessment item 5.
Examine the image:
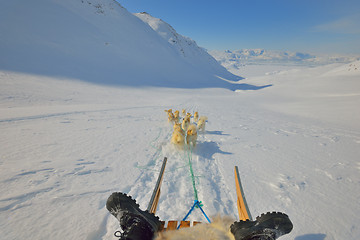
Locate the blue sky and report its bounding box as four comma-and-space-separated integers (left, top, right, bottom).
119, 0, 360, 54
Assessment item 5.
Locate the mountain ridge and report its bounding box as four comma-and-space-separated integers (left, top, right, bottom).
0, 0, 241, 89
134, 12, 227, 73
210, 49, 360, 66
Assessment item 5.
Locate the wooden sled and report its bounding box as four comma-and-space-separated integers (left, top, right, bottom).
148, 157, 252, 231
234, 166, 252, 221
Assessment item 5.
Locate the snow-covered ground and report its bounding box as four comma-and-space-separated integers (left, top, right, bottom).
1, 61, 360, 240
1, 0, 360, 239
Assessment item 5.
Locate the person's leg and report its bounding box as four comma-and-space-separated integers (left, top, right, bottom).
106, 192, 161, 240
230, 212, 293, 240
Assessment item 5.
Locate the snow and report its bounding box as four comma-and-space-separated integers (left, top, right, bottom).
134, 12, 234, 78
0, 0, 241, 89
1, 62, 359, 240
1, 0, 360, 240
209, 49, 360, 66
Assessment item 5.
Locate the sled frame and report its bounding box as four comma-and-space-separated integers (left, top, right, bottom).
147, 158, 253, 230
234, 166, 252, 221
147, 157, 167, 213
147, 157, 202, 230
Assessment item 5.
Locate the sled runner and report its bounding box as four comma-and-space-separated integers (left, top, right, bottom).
148, 157, 253, 230
147, 157, 168, 214
234, 166, 252, 221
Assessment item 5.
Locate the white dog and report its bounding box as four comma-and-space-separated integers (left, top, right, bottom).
186, 124, 198, 147
197, 116, 208, 132
181, 109, 186, 117
181, 114, 191, 132
173, 110, 180, 124
165, 109, 174, 123
193, 111, 199, 123
171, 123, 185, 149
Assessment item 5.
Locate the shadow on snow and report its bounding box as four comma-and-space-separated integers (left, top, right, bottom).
195, 141, 232, 160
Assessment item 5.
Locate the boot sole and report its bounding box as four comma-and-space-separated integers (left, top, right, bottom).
106, 192, 160, 231
256, 212, 293, 235
231, 211, 293, 240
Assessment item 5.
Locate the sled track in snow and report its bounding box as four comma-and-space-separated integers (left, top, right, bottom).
0, 105, 164, 123
125, 104, 236, 222
100, 103, 238, 239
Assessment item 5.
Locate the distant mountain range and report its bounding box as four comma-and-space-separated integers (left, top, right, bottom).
209, 49, 360, 66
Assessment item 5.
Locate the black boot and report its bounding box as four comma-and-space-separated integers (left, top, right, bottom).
230, 212, 293, 240
106, 192, 161, 240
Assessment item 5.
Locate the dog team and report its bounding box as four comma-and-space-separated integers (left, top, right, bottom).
164, 109, 208, 149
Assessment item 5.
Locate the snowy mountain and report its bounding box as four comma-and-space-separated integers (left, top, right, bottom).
0, 0, 241, 89
210, 49, 315, 64
209, 49, 360, 77
134, 12, 231, 75
210, 49, 360, 66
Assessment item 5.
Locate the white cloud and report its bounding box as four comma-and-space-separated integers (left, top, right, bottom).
312, 15, 360, 34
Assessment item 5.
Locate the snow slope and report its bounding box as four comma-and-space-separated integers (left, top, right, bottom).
134, 12, 235, 79
1, 61, 360, 240
0, 0, 241, 89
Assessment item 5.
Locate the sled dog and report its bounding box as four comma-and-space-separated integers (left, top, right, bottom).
173, 110, 180, 124
193, 111, 199, 122
181, 114, 191, 132
197, 116, 208, 132
165, 109, 175, 123
181, 109, 186, 117
171, 130, 185, 149
186, 124, 198, 147
171, 123, 185, 148
173, 123, 184, 135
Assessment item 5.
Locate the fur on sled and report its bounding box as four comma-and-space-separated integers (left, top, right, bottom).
154, 215, 235, 240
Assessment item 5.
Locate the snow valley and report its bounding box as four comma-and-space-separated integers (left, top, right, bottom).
1, 0, 360, 240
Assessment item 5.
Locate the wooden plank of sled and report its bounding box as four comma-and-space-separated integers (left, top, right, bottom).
193, 221, 201, 226
167, 221, 178, 230
179, 221, 190, 228
159, 221, 165, 231
160, 221, 202, 231
234, 166, 253, 221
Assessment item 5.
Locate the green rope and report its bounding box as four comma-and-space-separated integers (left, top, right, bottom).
140, 121, 203, 207
185, 143, 200, 203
